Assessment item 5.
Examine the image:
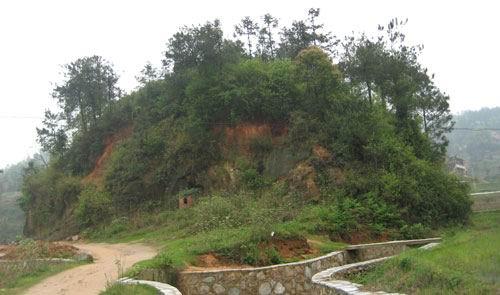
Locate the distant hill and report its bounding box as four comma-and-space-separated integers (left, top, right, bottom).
0, 159, 36, 242
448, 107, 500, 182
0, 192, 24, 243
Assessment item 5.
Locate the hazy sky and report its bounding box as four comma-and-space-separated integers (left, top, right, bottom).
0, 0, 498, 168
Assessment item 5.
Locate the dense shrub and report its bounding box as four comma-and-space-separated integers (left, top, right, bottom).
75, 185, 112, 227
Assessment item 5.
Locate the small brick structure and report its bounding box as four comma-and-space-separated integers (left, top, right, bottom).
179, 195, 194, 209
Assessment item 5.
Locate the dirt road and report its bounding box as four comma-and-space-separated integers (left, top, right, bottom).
24, 243, 156, 295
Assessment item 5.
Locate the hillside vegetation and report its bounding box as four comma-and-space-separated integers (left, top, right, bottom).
0, 192, 24, 243
0, 159, 35, 243
21, 10, 470, 267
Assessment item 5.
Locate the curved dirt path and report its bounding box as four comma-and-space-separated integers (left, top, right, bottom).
24, 243, 156, 295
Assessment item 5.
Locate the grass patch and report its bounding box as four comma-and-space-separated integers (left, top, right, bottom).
349, 211, 500, 294
87, 189, 467, 277
471, 180, 500, 193
100, 283, 158, 295
0, 261, 85, 295
93, 197, 352, 275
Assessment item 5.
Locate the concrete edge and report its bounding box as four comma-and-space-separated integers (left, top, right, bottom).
118, 277, 182, 295
345, 238, 442, 250
311, 242, 441, 295
180, 250, 345, 274
180, 237, 441, 275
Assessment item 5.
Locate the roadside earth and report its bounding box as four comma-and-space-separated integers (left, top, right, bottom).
24, 243, 156, 295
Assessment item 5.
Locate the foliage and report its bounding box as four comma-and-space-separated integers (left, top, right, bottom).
100, 283, 158, 295
24, 9, 470, 246
75, 185, 113, 228
21, 164, 82, 238
0, 193, 24, 243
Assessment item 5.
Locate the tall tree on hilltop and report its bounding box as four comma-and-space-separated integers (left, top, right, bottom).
258, 14, 279, 59
164, 20, 242, 74
234, 17, 260, 56
135, 61, 159, 86
278, 8, 335, 58
339, 19, 454, 159
52, 55, 121, 133
295, 46, 342, 118
340, 36, 385, 104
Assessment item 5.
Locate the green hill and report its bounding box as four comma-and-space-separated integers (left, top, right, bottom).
0, 160, 29, 243
20, 11, 470, 267
0, 192, 24, 243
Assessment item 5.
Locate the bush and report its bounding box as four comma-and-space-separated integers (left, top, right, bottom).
76, 185, 113, 228
400, 223, 430, 239
241, 168, 267, 190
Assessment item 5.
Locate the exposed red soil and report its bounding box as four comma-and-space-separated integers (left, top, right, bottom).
214, 122, 288, 156
189, 238, 314, 270
83, 126, 133, 185
190, 253, 252, 270
1, 241, 78, 260
262, 237, 314, 259
312, 144, 332, 160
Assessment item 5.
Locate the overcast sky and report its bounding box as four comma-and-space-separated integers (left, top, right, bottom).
0, 0, 498, 168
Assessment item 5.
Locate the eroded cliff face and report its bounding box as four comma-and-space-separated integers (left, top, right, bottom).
23, 121, 341, 239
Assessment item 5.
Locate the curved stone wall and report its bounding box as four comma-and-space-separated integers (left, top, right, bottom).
137, 238, 441, 295
177, 251, 347, 295
118, 277, 182, 295
311, 241, 441, 294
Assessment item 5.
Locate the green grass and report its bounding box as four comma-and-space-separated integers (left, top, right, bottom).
0, 261, 85, 295
100, 283, 158, 295
349, 211, 500, 294
471, 180, 500, 193
88, 194, 349, 275
471, 192, 500, 212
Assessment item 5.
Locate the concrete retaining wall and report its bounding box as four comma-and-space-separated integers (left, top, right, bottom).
345, 238, 441, 262
312, 241, 441, 294
137, 238, 440, 295
118, 277, 182, 295
311, 257, 393, 295
177, 250, 347, 295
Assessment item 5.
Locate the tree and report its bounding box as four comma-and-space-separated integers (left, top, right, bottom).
339, 19, 454, 160
294, 46, 342, 118
164, 20, 242, 74
52, 56, 121, 133
417, 83, 454, 154
278, 8, 334, 58
136, 61, 159, 86
36, 110, 68, 155
258, 14, 279, 59
307, 8, 330, 46
340, 36, 385, 104
234, 17, 260, 56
